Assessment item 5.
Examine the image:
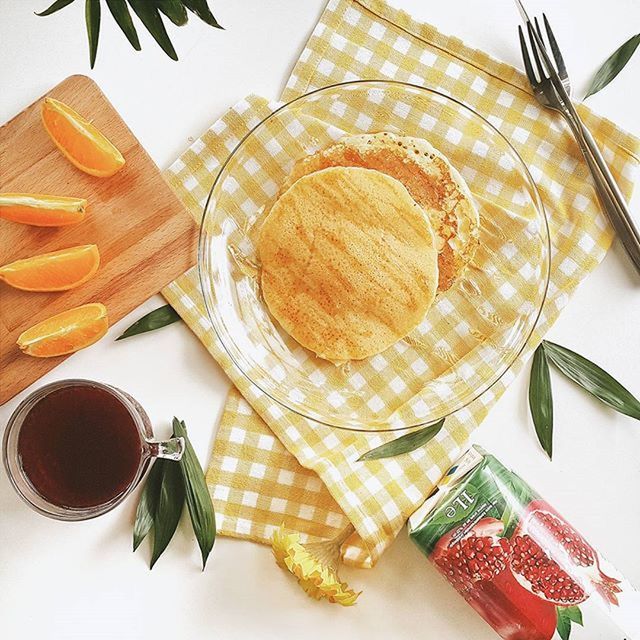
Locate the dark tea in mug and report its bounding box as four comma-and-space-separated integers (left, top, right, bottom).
3, 379, 184, 520
17, 384, 143, 508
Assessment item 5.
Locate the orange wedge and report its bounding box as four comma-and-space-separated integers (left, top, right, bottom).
0, 193, 87, 226
0, 244, 100, 292
41, 98, 125, 177
17, 303, 109, 357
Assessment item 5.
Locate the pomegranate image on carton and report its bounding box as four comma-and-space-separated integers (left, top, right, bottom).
509, 499, 622, 607
432, 518, 512, 591
432, 517, 557, 640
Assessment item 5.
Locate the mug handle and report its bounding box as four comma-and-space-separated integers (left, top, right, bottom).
146, 437, 185, 461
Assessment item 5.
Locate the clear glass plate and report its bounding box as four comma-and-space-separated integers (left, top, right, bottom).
199, 81, 550, 432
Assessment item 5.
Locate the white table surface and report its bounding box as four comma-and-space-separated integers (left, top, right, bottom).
1, 1, 639, 638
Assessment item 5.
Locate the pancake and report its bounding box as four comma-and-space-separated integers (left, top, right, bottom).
280, 132, 480, 291
258, 166, 439, 362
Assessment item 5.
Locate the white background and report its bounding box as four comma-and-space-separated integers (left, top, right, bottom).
1, 1, 639, 638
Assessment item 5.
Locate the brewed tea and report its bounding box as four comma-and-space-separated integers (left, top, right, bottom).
17, 384, 143, 508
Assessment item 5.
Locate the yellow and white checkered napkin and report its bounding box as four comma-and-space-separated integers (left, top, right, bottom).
162, 0, 640, 568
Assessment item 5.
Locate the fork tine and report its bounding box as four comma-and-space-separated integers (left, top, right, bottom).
527, 21, 546, 80
518, 25, 538, 85
542, 13, 568, 79
534, 16, 544, 41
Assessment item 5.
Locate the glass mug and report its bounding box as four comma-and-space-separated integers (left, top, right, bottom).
3, 379, 184, 521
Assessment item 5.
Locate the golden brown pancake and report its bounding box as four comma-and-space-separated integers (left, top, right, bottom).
281, 132, 479, 292
258, 166, 439, 362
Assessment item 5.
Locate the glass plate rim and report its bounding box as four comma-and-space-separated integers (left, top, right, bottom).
197, 79, 551, 433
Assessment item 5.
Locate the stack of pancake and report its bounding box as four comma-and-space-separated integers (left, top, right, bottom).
257, 132, 480, 362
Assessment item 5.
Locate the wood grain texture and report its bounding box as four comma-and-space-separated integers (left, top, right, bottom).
0, 75, 197, 404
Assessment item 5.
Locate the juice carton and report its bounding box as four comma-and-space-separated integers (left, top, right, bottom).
409, 446, 640, 639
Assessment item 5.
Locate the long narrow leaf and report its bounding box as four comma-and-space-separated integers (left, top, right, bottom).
182, 0, 223, 29
543, 340, 640, 419
156, 0, 188, 26
85, 0, 100, 68
106, 0, 141, 50
150, 459, 185, 568
585, 34, 640, 98
133, 460, 164, 551
116, 304, 181, 340
358, 419, 445, 461
36, 0, 77, 16
173, 418, 216, 569
529, 344, 554, 459
128, 0, 178, 60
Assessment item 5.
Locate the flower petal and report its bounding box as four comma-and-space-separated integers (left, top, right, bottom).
271, 525, 361, 606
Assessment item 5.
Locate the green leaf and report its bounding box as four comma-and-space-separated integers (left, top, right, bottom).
37, 0, 224, 66
133, 460, 164, 551
564, 606, 584, 626
150, 459, 185, 568
529, 344, 554, 460
127, 0, 178, 60
556, 611, 571, 640
358, 418, 445, 461
585, 34, 640, 98
543, 340, 640, 420
116, 304, 181, 340
106, 0, 141, 50
85, 0, 100, 69
556, 605, 582, 640
156, 0, 188, 26
173, 418, 216, 569
36, 0, 77, 17
182, 0, 223, 29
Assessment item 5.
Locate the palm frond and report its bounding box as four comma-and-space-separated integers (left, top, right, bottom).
156, 0, 188, 26
105, 0, 141, 50
128, 0, 178, 61
37, 0, 223, 66
182, 0, 223, 28
36, 0, 77, 17
85, 0, 101, 68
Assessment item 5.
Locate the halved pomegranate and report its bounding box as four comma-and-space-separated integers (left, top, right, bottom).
509, 499, 622, 607
432, 517, 557, 640
432, 517, 511, 594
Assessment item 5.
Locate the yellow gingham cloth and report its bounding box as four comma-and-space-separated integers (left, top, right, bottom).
161, 0, 640, 568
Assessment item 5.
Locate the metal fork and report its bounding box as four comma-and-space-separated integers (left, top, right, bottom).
535, 15, 570, 94
516, 4, 640, 274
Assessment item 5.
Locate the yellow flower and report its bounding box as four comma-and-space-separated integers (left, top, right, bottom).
272, 524, 361, 606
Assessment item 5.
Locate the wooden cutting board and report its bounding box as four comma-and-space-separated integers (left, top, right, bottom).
0, 75, 198, 404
